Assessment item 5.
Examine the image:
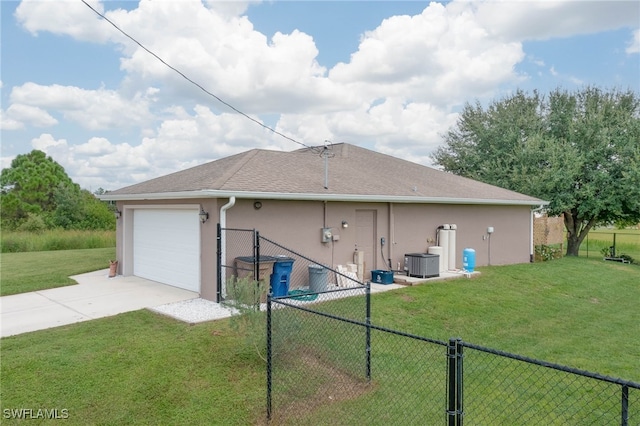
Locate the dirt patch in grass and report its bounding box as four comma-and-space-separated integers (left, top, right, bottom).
399, 293, 415, 302
260, 350, 375, 425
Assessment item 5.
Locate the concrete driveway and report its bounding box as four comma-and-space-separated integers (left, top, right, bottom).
0, 269, 199, 338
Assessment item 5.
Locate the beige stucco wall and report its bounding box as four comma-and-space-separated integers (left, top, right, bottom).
117, 198, 533, 301
227, 199, 531, 270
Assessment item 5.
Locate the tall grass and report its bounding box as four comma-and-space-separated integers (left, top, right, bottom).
1, 230, 116, 253
578, 230, 640, 260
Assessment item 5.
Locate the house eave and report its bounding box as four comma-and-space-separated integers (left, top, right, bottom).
100, 190, 548, 207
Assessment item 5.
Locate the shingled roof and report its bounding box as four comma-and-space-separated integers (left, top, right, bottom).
104, 143, 546, 206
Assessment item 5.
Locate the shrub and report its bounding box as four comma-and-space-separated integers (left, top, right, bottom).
535, 244, 562, 262
16, 213, 46, 233
223, 276, 267, 361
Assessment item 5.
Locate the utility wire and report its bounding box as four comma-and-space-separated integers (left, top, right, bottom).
81, 0, 316, 150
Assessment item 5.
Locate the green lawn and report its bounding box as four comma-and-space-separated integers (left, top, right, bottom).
372, 257, 640, 379
0, 248, 115, 296
1, 255, 638, 424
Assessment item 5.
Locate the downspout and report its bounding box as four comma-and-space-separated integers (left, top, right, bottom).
388, 203, 394, 270
530, 204, 545, 262
220, 197, 236, 298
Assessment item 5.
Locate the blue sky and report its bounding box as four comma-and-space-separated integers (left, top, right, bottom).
1, 0, 638, 191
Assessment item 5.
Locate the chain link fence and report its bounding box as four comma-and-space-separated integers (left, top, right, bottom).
457, 341, 639, 425
217, 227, 639, 424
267, 289, 448, 425
268, 294, 639, 425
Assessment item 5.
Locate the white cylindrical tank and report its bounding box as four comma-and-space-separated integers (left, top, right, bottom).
449, 224, 457, 271
428, 246, 444, 273
439, 224, 450, 271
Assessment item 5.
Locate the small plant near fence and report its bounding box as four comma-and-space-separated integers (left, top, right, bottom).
223, 276, 267, 361
534, 244, 563, 262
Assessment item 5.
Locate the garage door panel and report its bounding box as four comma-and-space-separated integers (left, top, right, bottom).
133, 209, 200, 292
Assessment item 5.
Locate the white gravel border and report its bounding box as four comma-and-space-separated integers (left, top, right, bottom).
150, 298, 237, 324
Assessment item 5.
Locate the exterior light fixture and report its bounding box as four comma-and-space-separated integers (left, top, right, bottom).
114, 209, 121, 219
199, 207, 209, 224
342, 220, 348, 228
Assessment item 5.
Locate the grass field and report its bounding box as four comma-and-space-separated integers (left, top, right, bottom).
0, 248, 116, 296
1, 255, 638, 424
1, 229, 115, 253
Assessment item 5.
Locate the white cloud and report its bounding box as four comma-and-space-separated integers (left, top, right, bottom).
329, 2, 526, 107
0, 155, 15, 171
31, 133, 68, 150
9, 83, 154, 130
203, 0, 257, 17
15, 0, 113, 43
627, 29, 640, 54
5, 104, 58, 127
0, 109, 24, 130
475, 1, 639, 41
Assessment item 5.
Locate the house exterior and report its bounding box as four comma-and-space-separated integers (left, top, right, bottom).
101, 143, 547, 301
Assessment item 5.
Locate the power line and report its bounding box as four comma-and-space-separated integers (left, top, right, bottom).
81, 0, 315, 150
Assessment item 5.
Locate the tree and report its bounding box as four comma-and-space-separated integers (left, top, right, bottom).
433, 87, 640, 256
0, 149, 115, 230
51, 185, 115, 230
1, 150, 77, 228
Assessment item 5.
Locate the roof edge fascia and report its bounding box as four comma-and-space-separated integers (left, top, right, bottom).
100, 190, 548, 207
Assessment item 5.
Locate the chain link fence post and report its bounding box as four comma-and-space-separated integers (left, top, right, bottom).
447, 338, 464, 426
456, 338, 464, 426
448, 338, 457, 426
366, 280, 371, 382
621, 384, 629, 426
266, 292, 272, 421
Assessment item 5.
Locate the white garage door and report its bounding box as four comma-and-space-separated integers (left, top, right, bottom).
133, 209, 200, 292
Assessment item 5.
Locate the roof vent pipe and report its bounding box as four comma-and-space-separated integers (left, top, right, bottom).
219, 196, 236, 299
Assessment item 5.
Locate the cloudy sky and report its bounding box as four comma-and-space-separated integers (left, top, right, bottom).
1, 0, 639, 191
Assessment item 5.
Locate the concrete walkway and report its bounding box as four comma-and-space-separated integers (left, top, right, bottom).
0, 269, 199, 338
1, 269, 474, 338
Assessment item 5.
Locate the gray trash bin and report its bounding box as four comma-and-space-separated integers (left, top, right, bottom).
308, 264, 328, 292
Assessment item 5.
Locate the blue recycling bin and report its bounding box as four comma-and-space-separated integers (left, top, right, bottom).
270, 256, 295, 297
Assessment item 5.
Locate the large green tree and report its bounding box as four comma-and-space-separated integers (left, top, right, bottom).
1, 150, 115, 230
433, 87, 640, 256
1, 150, 76, 227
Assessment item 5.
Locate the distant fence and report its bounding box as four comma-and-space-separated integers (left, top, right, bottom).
578, 232, 640, 261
